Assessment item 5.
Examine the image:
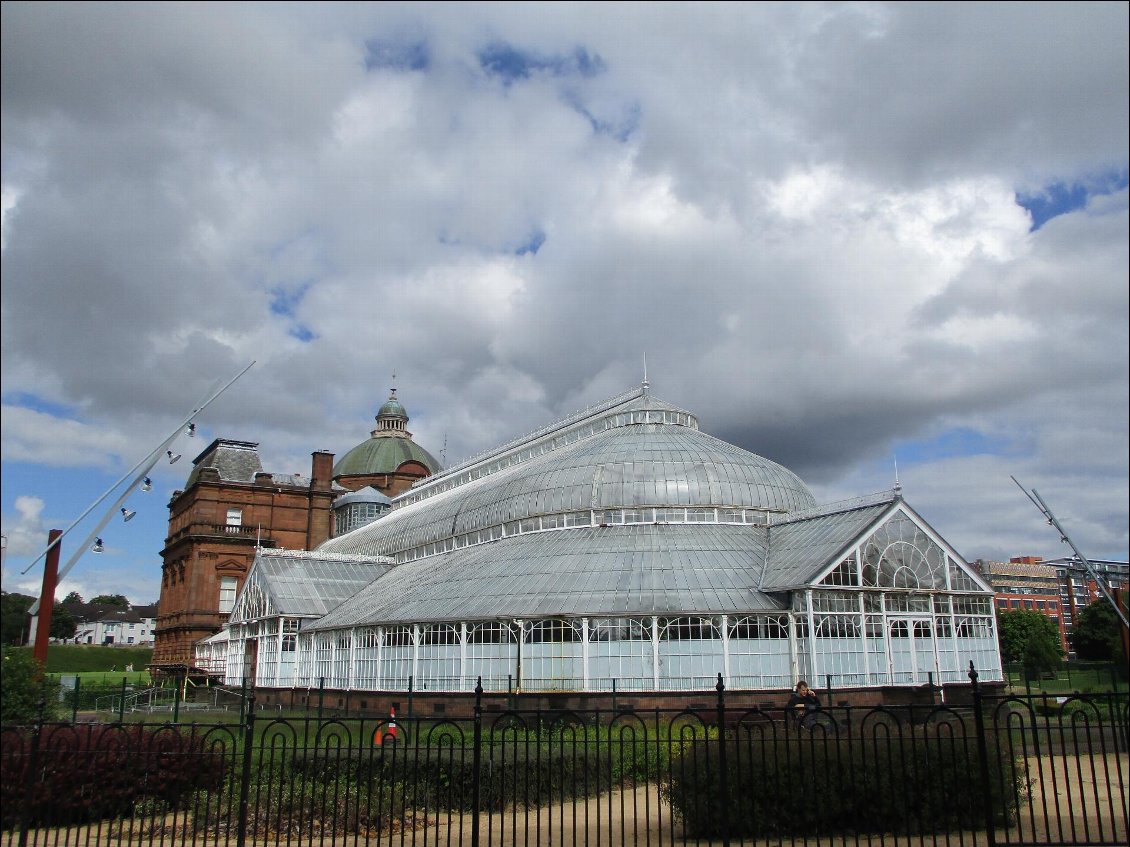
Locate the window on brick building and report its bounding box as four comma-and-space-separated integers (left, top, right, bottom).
219, 576, 238, 613
226, 508, 243, 527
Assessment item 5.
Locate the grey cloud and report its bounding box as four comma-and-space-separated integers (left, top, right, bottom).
1, 2, 1126, 569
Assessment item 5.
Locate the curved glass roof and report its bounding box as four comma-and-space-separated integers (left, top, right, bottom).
310, 523, 782, 629
320, 391, 816, 560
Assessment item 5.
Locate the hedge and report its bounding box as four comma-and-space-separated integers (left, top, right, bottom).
665, 732, 1025, 839
1, 724, 228, 829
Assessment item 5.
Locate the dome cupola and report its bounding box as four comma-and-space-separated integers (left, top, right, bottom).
332, 386, 442, 495
375, 389, 409, 433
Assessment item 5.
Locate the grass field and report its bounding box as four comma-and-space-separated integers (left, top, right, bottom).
9, 644, 154, 674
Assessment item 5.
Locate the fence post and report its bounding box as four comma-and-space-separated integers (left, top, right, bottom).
16, 697, 47, 847
471, 677, 484, 847
408, 675, 414, 718
716, 673, 730, 847
969, 662, 997, 847
317, 677, 324, 721
173, 677, 181, 724
71, 676, 80, 724
235, 694, 257, 847
118, 676, 127, 722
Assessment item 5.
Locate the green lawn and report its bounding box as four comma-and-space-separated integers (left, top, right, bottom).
9, 644, 153, 674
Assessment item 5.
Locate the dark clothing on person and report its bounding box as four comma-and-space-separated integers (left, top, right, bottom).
786, 689, 820, 728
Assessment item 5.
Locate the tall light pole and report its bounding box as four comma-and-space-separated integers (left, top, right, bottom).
32, 529, 63, 665
24, 362, 255, 617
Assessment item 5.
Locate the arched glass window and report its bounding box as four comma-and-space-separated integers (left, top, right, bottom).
523, 619, 583, 691
860, 514, 946, 589
417, 623, 461, 691
657, 617, 722, 691
466, 622, 517, 691
589, 618, 653, 691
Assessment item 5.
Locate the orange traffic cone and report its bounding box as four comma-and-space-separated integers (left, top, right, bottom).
374, 705, 400, 746
387, 706, 399, 741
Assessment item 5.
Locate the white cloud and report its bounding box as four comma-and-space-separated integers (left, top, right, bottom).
1, 1, 1126, 577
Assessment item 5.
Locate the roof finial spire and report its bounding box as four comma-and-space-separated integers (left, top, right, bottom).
390, 372, 397, 400
893, 454, 902, 496
641, 354, 650, 394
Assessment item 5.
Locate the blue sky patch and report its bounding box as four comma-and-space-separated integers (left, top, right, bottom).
1, 392, 79, 419
270, 283, 317, 342
515, 230, 546, 256
478, 43, 605, 84
269, 282, 310, 319
364, 39, 429, 72
563, 91, 640, 142
896, 427, 1022, 466
1017, 169, 1129, 231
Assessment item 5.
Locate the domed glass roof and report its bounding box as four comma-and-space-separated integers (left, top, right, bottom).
321, 389, 817, 559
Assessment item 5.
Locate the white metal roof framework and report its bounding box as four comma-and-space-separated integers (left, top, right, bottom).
208, 387, 1002, 693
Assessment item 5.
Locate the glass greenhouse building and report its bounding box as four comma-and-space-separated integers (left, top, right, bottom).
200, 386, 1002, 694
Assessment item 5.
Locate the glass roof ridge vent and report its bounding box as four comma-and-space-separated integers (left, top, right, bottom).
257, 548, 396, 565
395, 389, 701, 508
412, 386, 646, 488
777, 490, 899, 524
391, 386, 698, 510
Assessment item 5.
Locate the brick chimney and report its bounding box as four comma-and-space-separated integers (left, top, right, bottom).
311, 451, 334, 491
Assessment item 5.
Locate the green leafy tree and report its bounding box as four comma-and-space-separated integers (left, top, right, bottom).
0, 592, 34, 646
1071, 596, 1127, 662
89, 594, 129, 607
60, 591, 85, 607
997, 609, 1064, 676
0, 647, 59, 723
49, 602, 77, 640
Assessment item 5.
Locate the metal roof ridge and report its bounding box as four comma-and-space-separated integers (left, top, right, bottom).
401, 386, 648, 493
775, 490, 898, 524
257, 547, 395, 564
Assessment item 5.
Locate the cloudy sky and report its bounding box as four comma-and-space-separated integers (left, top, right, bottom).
2, 1, 1127, 606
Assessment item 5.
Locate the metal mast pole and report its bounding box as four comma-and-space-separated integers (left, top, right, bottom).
1012, 476, 1129, 630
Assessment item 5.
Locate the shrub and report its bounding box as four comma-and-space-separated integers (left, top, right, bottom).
0, 723, 228, 829
0, 648, 59, 724
665, 731, 1025, 839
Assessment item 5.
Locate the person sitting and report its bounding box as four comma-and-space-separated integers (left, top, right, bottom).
786, 680, 820, 729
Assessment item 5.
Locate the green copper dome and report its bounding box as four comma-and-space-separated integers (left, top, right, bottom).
377, 396, 407, 420
333, 388, 442, 478
333, 436, 442, 477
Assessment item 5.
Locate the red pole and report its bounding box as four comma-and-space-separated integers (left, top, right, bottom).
1117, 589, 1130, 662
32, 529, 63, 667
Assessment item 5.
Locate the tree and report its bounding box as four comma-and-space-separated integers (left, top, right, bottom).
997, 609, 1064, 677
90, 594, 129, 607
0, 647, 59, 723
1, 592, 35, 646
49, 602, 77, 640
60, 591, 85, 607
1071, 596, 1127, 663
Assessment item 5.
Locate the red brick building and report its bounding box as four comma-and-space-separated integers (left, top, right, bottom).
152, 390, 441, 676
151, 442, 337, 675
975, 556, 1068, 651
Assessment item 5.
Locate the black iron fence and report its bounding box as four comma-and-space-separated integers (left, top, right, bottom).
3, 666, 1127, 846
